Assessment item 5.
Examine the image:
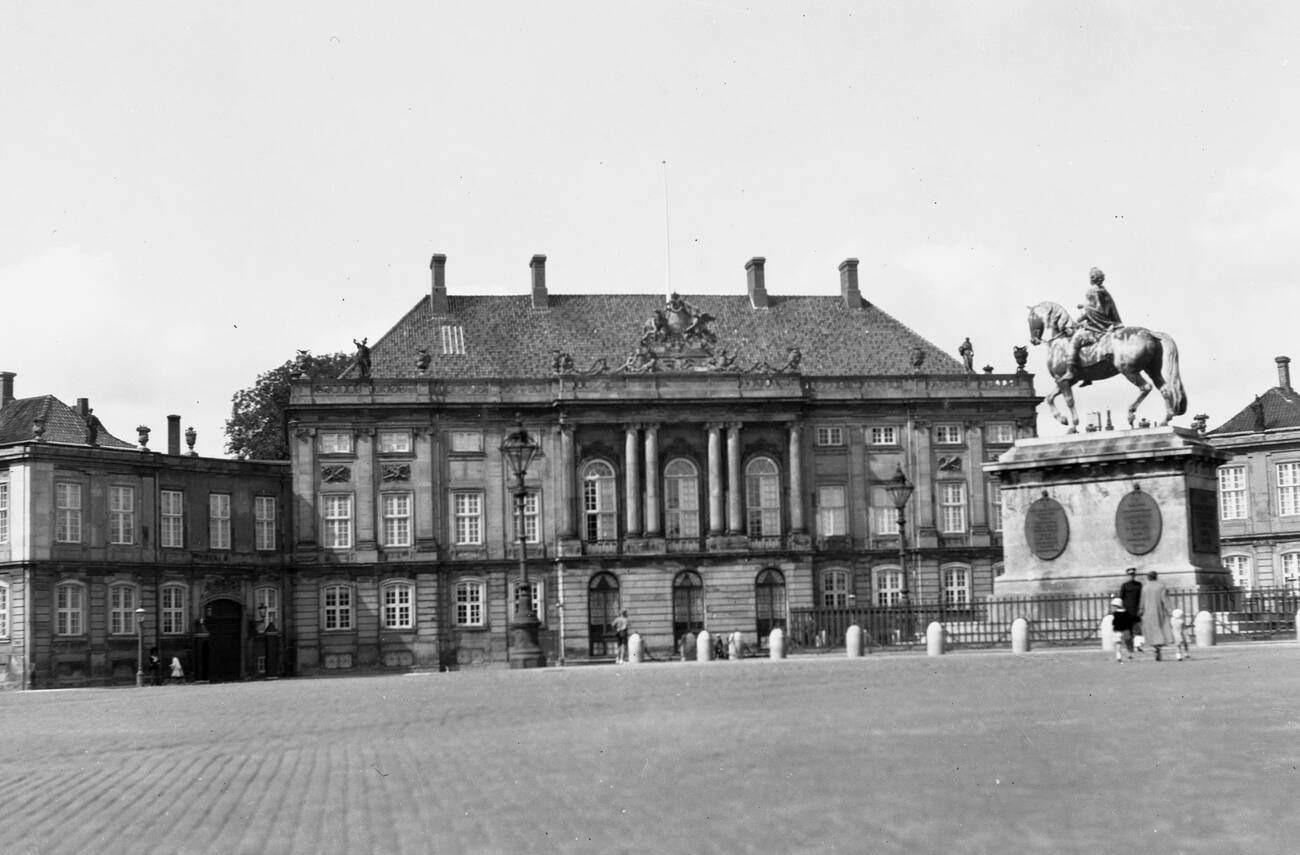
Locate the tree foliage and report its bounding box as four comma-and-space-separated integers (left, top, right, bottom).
225, 350, 354, 460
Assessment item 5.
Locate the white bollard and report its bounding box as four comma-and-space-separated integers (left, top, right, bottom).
1100, 615, 1116, 652
926, 621, 945, 656
697, 630, 713, 662
1295, 609, 1300, 643
1194, 610, 1215, 648
628, 633, 643, 664
728, 631, 742, 660
1011, 617, 1030, 653
845, 624, 863, 658
769, 628, 786, 660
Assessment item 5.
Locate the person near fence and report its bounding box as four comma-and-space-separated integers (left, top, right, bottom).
1138, 571, 1175, 661
1109, 597, 1138, 662
1170, 608, 1193, 661
1120, 567, 1144, 651
612, 610, 630, 665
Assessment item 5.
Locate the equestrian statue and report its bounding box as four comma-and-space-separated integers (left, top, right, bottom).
1026, 267, 1186, 433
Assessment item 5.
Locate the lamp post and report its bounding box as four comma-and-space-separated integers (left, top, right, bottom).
500, 419, 546, 668
883, 465, 915, 644
135, 607, 146, 688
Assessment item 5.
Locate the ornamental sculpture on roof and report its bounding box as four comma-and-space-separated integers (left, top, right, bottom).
641, 292, 718, 351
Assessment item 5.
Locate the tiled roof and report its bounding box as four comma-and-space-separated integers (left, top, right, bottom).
0, 396, 135, 448
1207, 386, 1300, 435
359, 293, 965, 380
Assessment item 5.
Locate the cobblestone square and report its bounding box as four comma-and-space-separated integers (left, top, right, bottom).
2, 645, 1297, 855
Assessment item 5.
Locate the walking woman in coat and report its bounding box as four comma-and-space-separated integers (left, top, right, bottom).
1138, 571, 1176, 660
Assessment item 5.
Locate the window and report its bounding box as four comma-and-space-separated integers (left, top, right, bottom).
160, 490, 184, 548
873, 505, 900, 537
56, 482, 82, 543
254, 496, 276, 550
109, 486, 135, 545
55, 582, 84, 635
0, 582, 8, 638
511, 579, 543, 623
821, 569, 850, 607
875, 568, 903, 607
441, 324, 466, 355
745, 457, 781, 538
1282, 553, 1300, 592
323, 585, 353, 631
455, 578, 485, 626
672, 570, 705, 642
989, 482, 1003, 532
816, 485, 847, 537
1223, 554, 1252, 589
379, 431, 411, 454
383, 581, 414, 629
664, 459, 700, 539
209, 493, 231, 550
934, 424, 963, 445
108, 583, 138, 635
0, 481, 8, 544
255, 586, 279, 631
161, 584, 187, 634
815, 426, 844, 447
1218, 466, 1247, 520
869, 426, 898, 445
320, 432, 353, 455
522, 492, 540, 544
988, 423, 1016, 444
449, 431, 483, 454
942, 566, 971, 606
382, 493, 412, 547
588, 573, 620, 657
939, 482, 968, 533
323, 494, 353, 549
452, 492, 483, 546
582, 461, 617, 542
1278, 462, 1300, 516
755, 569, 787, 644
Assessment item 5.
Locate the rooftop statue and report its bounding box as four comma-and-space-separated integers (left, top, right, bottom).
1027, 267, 1186, 433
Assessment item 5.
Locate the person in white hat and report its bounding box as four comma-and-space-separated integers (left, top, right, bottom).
1109, 596, 1139, 662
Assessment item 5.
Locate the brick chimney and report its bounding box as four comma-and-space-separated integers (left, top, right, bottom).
839, 258, 862, 308
530, 255, 549, 309
745, 257, 769, 308
76, 398, 89, 419
2, 371, 17, 407
1277, 355, 1292, 390
429, 254, 448, 315
168, 414, 182, 455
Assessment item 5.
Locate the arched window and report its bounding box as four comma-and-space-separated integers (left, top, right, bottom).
1223, 554, 1252, 589
582, 461, 618, 542
509, 577, 545, 625
755, 568, 787, 645
941, 564, 971, 606
322, 584, 354, 631
672, 570, 705, 643
54, 581, 86, 636
875, 567, 903, 607
745, 457, 781, 538
108, 583, 139, 635
588, 572, 620, 658
382, 580, 415, 630
821, 569, 850, 607
161, 584, 188, 634
664, 458, 700, 540
454, 578, 485, 627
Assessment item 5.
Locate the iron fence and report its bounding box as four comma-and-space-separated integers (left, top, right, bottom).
788, 587, 1300, 651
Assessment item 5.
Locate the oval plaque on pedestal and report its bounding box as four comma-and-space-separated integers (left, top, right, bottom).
1024, 496, 1069, 560
1116, 487, 1162, 555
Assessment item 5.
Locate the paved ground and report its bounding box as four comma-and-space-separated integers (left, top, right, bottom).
2, 643, 1298, 855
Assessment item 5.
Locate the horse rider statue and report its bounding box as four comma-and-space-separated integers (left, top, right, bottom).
1061, 267, 1122, 387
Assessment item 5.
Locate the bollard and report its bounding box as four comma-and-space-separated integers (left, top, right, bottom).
1099, 615, 1116, 652
1011, 617, 1030, 653
697, 630, 713, 662
728, 631, 742, 660
1295, 608, 1300, 643
1194, 610, 1214, 648
925, 621, 945, 656
628, 633, 643, 664
769, 627, 786, 660
845, 624, 863, 658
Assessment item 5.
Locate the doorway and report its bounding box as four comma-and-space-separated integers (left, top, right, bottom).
204, 599, 244, 682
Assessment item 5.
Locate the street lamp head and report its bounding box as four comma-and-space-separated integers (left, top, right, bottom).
500, 418, 540, 484
884, 464, 915, 510
135, 607, 146, 615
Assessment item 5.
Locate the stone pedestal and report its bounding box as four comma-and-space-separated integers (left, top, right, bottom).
985, 427, 1233, 596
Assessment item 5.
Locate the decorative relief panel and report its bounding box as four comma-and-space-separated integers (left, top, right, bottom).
381, 463, 411, 482
321, 465, 352, 484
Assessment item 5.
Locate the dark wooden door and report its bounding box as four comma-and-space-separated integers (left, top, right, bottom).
205, 599, 243, 683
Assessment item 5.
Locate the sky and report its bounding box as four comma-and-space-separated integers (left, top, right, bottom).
3, 1, 1299, 455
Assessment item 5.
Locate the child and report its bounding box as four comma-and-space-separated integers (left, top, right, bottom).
1109, 597, 1138, 662
1170, 608, 1193, 661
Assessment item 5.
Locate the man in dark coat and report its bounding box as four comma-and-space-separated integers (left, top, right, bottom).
1119, 567, 1143, 646
1139, 571, 1176, 660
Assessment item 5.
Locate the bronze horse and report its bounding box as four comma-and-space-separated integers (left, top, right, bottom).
1027, 301, 1187, 432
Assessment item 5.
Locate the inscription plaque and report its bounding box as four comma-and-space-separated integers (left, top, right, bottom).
1188, 488, 1220, 555
1024, 496, 1069, 560
1116, 488, 1162, 555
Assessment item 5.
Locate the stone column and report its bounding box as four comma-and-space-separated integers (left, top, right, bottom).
557, 424, 576, 539
707, 423, 724, 535
788, 423, 805, 533
624, 424, 641, 536
643, 424, 661, 536
726, 422, 743, 535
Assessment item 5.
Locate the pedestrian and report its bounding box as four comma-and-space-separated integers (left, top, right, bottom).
1119, 567, 1144, 652
170, 656, 184, 684
148, 647, 163, 686
1108, 597, 1138, 663
611, 610, 630, 665
1138, 571, 1176, 661
1170, 608, 1193, 661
